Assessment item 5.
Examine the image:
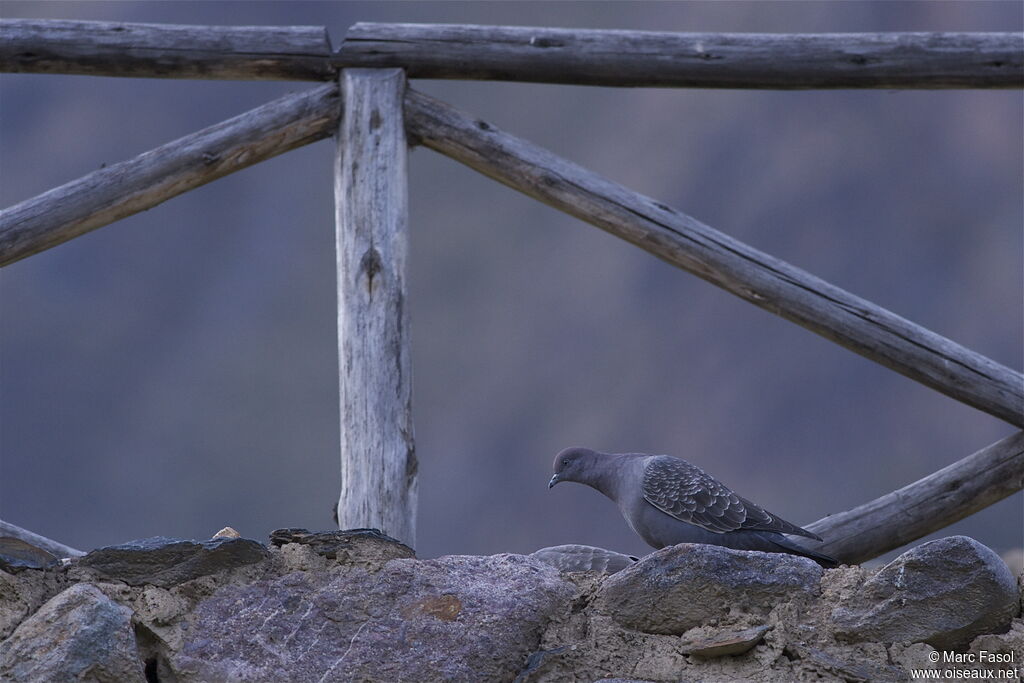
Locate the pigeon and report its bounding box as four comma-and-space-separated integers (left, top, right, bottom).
549, 447, 838, 567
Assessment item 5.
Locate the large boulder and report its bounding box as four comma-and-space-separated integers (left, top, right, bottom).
165, 552, 576, 682
594, 543, 822, 635
0, 583, 145, 682
831, 536, 1019, 650
78, 536, 271, 587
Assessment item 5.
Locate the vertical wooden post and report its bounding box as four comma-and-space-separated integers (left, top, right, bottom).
334, 68, 417, 548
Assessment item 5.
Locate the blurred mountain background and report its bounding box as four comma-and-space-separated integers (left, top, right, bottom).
1, 1, 1021, 564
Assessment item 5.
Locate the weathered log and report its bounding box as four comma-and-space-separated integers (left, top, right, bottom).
0, 19, 333, 80
5, 19, 1019, 89
339, 24, 1024, 89
0, 84, 340, 266
0, 519, 85, 558
334, 69, 417, 548
806, 430, 1024, 564
404, 88, 1024, 427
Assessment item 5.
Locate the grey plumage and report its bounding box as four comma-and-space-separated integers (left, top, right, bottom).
549, 447, 838, 567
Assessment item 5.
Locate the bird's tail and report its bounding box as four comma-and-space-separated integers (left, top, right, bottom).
769, 536, 840, 568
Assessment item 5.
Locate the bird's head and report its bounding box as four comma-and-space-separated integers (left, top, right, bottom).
548, 447, 598, 488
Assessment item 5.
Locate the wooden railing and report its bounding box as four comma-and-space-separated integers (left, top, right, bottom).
1, 19, 1021, 562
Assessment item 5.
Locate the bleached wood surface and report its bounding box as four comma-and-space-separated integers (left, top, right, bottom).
334, 69, 418, 548
0, 84, 340, 266
4, 19, 1020, 89
339, 24, 1024, 89
403, 88, 1024, 427
0, 19, 333, 80
806, 430, 1024, 564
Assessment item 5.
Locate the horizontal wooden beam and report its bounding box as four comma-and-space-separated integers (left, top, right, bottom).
0, 519, 85, 558
806, 430, 1024, 564
0, 84, 339, 266
4, 19, 1021, 89
0, 19, 333, 80
340, 23, 1024, 89
404, 88, 1024, 427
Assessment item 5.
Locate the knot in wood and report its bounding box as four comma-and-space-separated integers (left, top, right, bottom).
358, 247, 384, 294
528, 36, 565, 49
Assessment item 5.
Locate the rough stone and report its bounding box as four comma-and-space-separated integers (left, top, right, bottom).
831, 535, 1019, 650
134, 585, 189, 626
277, 541, 330, 573
269, 527, 414, 567
0, 583, 145, 682
890, 622, 1024, 681
165, 552, 576, 682
968, 619, 1024, 671
78, 535, 270, 587
679, 624, 771, 658
530, 544, 638, 574
0, 567, 64, 640
595, 543, 822, 635
514, 646, 569, 682
1, 533, 1020, 682
783, 641, 906, 682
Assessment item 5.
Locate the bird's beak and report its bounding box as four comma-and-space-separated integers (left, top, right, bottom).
548, 473, 560, 489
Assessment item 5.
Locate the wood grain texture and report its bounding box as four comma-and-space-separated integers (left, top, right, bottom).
335, 69, 417, 548
0, 519, 85, 558
806, 430, 1024, 564
0, 84, 339, 266
0, 18, 334, 80
404, 88, 1024, 427
340, 23, 1024, 89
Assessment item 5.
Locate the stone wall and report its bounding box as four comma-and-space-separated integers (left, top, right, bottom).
1, 531, 1020, 682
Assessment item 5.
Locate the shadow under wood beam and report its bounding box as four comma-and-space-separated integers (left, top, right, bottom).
0, 84, 340, 266
403, 87, 1024, 427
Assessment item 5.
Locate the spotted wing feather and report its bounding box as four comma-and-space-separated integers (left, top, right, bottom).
641, 456, 822, 540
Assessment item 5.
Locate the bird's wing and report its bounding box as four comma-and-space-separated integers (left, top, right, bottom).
641, 456, 822, 540
734, 494, 822, 540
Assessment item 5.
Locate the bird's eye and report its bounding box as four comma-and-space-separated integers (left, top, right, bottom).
562, 459, 570, 467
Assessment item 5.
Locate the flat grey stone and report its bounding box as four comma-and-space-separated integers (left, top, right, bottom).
595, 543, 822, 635
79, 535, 269, 587
0, 583, 145, 682
831, 535, 1019, 650
166, 552, 576, 682
679, 624, 770, 657
269, 527, 414, 566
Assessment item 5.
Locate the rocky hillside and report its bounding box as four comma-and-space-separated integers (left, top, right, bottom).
1, 531, 1020, 682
